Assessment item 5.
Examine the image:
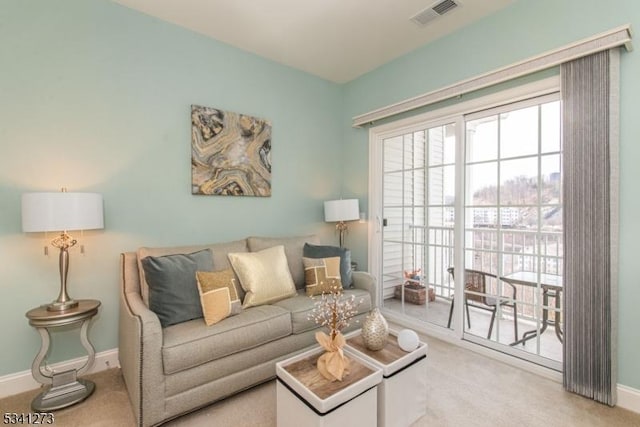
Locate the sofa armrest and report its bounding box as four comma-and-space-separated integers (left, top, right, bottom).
119, 253, 165, 427
351, 271, 378, 308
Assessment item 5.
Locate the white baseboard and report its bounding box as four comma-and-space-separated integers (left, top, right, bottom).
0, 348, 119, 399
618, 384, 640, 414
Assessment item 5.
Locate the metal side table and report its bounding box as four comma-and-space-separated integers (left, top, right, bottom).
25, 299, 101, 411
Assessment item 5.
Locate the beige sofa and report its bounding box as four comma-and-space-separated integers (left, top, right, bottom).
119, 235, 376, 426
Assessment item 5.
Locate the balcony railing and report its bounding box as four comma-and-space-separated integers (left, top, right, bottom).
382, 226, 563, 322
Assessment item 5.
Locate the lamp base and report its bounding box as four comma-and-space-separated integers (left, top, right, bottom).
336, 221, 349, 248
46, 300, 79, 312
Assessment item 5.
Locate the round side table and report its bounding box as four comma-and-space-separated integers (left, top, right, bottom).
25, 299, 101, 411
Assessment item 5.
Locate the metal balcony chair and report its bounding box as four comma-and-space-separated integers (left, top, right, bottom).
446, 267, 518, 341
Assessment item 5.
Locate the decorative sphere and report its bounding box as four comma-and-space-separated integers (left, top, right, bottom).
397, 329, 420, 352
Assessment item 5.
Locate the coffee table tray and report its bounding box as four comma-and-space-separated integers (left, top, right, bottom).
276, 346, 382, 415
345, 329, 427, 377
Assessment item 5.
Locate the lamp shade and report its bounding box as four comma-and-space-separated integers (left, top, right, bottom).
22, 192, 104, 232
324, 199, 359, 222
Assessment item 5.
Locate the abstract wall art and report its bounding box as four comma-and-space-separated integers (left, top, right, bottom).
191, 105, 272, 196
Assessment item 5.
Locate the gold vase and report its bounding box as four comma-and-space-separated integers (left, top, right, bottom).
361, 307, 389, 351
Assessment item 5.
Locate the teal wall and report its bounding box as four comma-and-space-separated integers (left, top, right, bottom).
0, 0, 344, 376
343, 0, 640, 389
2, 0, 639, 394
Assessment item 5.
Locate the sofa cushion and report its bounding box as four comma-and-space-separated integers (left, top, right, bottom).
140, 249, 214, 328
162, 304, 292, 375
196, 269, 242, 307
137, 239, 248, 306
271, 288, 372, 334
302, 256, 342, 296
198, 287, 231, 326
196, 270, 242, 326
303, 243, 353, 287
247, 235, 320, 289
228, 245, 297, 308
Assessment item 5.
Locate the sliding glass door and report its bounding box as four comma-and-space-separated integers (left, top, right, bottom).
462, 95, 563, 369
371, 85, 563, 370
379, 120, 457, 328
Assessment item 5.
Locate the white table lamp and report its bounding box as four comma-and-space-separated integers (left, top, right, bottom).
22, 190, 104, 311
324, 199, 359, 248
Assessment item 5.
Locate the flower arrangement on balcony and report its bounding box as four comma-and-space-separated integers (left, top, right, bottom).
308, 280, 361, 382
394, 268, 434, 304
403, 268, 423, 289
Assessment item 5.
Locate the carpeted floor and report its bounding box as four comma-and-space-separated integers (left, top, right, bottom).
2, 336, 639, 426
0, 367, 135, 427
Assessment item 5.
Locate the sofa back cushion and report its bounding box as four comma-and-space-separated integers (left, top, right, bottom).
141, 249, 214, 327
137, 239, 248, 306
247, 235, 319, 289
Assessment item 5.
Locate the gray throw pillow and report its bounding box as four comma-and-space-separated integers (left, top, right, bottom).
303, 243, 352, 287
141, 249, 214, 327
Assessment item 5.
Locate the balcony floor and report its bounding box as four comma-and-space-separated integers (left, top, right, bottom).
382, 296, 563, 364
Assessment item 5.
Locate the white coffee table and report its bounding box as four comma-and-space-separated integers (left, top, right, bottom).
276, 346, 383, 427
346, 329, 428, 427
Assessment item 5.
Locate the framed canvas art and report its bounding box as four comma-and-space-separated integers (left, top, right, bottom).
191, 105, 272, 196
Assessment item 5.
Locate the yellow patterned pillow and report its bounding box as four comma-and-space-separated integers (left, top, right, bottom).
228, 245, 297, 308
196, 269, 242, 325
302, 256, 343, 296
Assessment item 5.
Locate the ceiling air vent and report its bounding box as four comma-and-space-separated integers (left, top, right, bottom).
410, 0, 460, 27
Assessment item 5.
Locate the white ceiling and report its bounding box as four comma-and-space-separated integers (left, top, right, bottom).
112, 0, 513, 83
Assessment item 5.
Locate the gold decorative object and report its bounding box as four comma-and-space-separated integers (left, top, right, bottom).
308, 280, 361, 381
361, 308, 389, 351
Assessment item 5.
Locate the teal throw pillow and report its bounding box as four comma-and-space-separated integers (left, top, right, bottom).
141, 249, 214, 327
303, 243, 352, 287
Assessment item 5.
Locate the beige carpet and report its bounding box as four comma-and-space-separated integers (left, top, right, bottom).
2, 336, 639, 427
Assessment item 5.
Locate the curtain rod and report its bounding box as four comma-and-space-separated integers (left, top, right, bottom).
352, 24, 633, 128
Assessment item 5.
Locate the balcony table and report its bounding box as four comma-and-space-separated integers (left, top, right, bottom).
500, 272, 563, 346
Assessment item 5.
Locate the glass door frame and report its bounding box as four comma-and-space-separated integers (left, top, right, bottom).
368, 76, 562, 371
461, 93, 563, 372
373, 115, 462, 323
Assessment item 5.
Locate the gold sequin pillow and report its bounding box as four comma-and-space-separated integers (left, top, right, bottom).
228, 245, 297, 308
302, 256, 343, 296
196, 269, 242, 326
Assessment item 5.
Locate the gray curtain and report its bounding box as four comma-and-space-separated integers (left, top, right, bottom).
561, 49, 619, 406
